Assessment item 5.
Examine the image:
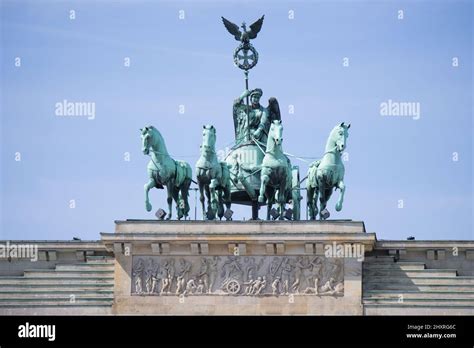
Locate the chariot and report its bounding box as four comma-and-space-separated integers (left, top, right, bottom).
141, 15, 349, 222
224, 138, 301, 220
221, 277, 242, 295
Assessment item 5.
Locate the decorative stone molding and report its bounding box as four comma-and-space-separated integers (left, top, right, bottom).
190, 243, 209, 255
427, 249, 435, 260
48, 251, 57, 261
228, 243, 246, 255
38, 251, 48, 261
266, 243, 285, 255
437, 249, 446, 260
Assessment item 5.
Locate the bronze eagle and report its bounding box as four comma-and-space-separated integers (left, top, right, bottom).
222, 15, 264, 45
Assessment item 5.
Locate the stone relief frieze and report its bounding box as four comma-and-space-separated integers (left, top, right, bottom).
131, 255, 344, 297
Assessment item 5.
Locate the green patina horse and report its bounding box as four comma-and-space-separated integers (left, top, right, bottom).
141, 125, 192, 220
258, 120, 292, 220
196, 125, 232, 220
307, 122, 350, 220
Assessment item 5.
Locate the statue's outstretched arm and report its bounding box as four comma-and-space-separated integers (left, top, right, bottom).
234, 89, 251, 105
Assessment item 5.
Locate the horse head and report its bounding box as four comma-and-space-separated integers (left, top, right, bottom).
268, 120, 283, 147
140, 126, 154, 155
140, 125, 167, 156
331, 122, 350, 153
201, 124, 216, 153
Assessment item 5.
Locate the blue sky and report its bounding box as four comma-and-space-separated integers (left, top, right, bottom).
1, 0, 472, 241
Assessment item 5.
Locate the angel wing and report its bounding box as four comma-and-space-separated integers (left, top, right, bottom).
248, 15, 265, 39
267, 97, 281, 122
221, 17, 241, 41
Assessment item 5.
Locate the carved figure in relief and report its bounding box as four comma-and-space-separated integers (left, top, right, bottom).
196, 279, 205, 294
250, 277, 263, 295
145, 258, 155, 294
175, 258, 192, 294
197, 258, 210, 293
303, 277, 319, 294
291, 256, 310, 293
151, 265, 161, 294
271, 276, 281, 295
221, 256, 243, 281
244, 279, 255, 295
254, 276, 267, 295
176, 275, 185, 294
244, 257, 263, 281
319, 277, 336, 294
266, 257, 279, 282
208, 256, 219, 293
305, 256, 322, 288
322, 259, 342, 284
280, 258, 293, 295
334, 282, 344, 295
160, 259, 175, 294
183, 278, 197, 295
132, 258, 145, 294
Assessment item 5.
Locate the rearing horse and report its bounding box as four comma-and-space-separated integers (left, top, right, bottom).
141, 125, 192, 220
258, 120, 292, 220
307, 122, 350, 220
196, 125, 232, 220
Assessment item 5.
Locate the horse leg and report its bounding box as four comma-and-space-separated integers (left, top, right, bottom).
307, 186, 315, 220
205, 185, 214, 220
166, 184, 173, 220
319, 187, 333, 220
217, 189, 224, 220
198, 180, 206, 221
259, 168, 270, 203
180, 182, 191, 219
335, 180, 345, 212
313, 186, 319, 219
319, 187, 327, 220
223, 185, 232, 220
210, 178, 219, 218
217, 183, 232, 221
172, 187, 182, 220
266, 187, 274, 220
144, 179, 155, 212
278, 179, 286, 220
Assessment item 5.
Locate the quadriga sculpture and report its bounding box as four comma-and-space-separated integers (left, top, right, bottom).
141, 125, 192, 220
307, 122, 350, 220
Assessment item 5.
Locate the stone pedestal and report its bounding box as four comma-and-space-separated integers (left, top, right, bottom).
101, 220, 375, 315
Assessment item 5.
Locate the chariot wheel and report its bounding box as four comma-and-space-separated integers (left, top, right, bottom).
291, 165, 302, 220
226, 279, 241, 294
